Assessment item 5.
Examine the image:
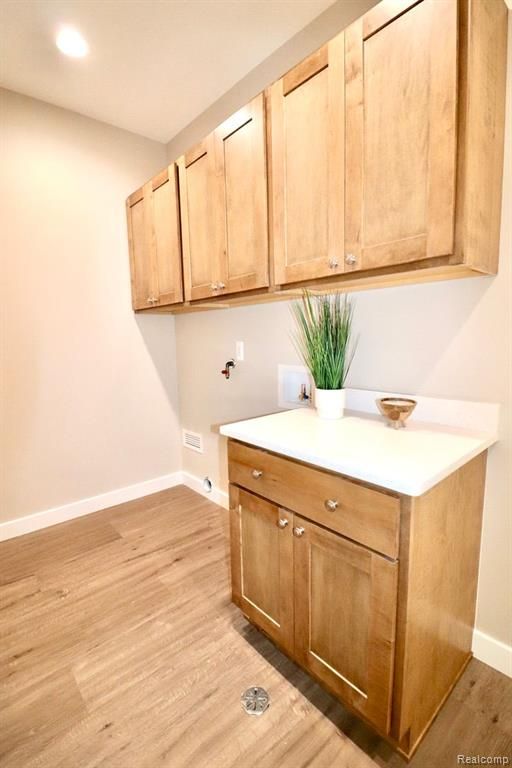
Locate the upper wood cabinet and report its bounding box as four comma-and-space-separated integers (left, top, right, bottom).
266, 0, 506, 289
178, 94, 269, 301
269, 33, 344, 285
344, 0, 457, 273
126, 0, 507, 313
126, 165, 183, 310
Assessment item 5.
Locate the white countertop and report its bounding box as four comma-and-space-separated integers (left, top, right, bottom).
219, 408, 497, 496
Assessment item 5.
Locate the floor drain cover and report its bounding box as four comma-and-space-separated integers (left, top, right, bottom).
241, 686, 270, 716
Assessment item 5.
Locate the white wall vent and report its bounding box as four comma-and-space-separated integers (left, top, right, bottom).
182, 429, 203, 453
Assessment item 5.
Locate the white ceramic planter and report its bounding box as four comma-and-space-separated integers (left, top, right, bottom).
315, 388, 346, 420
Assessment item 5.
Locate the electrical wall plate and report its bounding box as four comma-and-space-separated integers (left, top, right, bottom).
278, 364, 312, 409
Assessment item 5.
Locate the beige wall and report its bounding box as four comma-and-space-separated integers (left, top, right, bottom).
174, 14, 512, 649
0, 88, 181, 522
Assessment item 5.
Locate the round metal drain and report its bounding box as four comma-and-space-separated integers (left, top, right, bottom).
241, 686, 270, 716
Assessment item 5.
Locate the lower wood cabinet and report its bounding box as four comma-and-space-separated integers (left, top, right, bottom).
230, 486, 397, 735
227, 439, 488, 759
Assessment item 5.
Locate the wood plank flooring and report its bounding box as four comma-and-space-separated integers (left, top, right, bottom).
1, 486, 511, 768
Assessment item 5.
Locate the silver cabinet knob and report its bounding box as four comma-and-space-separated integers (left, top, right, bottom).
293, 526, 305, 538
328, 258, 339, 269
324, 499, 338, 512
146, 296, 157, 304
211, 282, 219, 291
217, 282, 226, 289
345, 253, 357, 265
277, 518, 289, 529
251, 469, 263, 479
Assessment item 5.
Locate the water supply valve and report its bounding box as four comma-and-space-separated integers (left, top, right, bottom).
221, 359, 236, 380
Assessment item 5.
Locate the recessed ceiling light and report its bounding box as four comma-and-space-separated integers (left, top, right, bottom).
56, 26, 89, 58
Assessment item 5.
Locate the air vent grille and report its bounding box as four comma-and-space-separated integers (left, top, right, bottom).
182, 429, 203, 453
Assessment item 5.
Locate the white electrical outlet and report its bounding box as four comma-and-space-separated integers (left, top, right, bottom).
236, 341, 244, 361
278, 364, 312, 409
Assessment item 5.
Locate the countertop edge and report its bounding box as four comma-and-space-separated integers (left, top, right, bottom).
219, 425, 497, 497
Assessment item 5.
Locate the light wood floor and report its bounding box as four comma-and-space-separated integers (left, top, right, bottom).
1, 487, 511, 768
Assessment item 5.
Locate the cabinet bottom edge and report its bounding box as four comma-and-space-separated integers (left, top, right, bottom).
396, 652, 473, 761
238, 607, 473, 762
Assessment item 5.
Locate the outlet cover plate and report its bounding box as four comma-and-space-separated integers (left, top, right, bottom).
278, 364, 312, 409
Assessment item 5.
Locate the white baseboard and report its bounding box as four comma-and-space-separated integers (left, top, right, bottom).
472, 628, 512, 678
180, 471, 229, 509
0, 472, 183, 542
0, 470, 229, 542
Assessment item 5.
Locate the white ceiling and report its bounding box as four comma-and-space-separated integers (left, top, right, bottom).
0, 0, 335, 143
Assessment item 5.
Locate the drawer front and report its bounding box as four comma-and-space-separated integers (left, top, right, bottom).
228, 440, 400, 559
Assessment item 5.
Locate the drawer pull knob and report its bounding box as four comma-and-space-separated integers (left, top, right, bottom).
293, 526, 305, 538
277, 518, 289, 529
251, 469, 263, 479
324, 499, 338, 511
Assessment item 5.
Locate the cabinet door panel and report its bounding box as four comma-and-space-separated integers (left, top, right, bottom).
217, 94, 269, 294
294, 516, 398, 734
178, 138, 221, 301
229, 486, 294, 654
270, 32, 344, 285
152, 168, 183, 305
126, 184, 156, 310
345, 0, 457, 272
284, 70, 328, 267
310, 537, 371, 694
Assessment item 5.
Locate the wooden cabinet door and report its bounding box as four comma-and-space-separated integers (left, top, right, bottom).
230, 486, 294, 654
344, 0, 457, 273
215, 94, 269, 295
269, 32, 344, 285
293, 515, 398, 734
179, 96, 269, 301
178, 136, 222, 301
151, 166, 183, 306
126, 167, 183, 310
126, 183, 157, 310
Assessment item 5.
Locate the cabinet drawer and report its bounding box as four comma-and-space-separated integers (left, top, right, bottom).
228, 440, 400, 559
